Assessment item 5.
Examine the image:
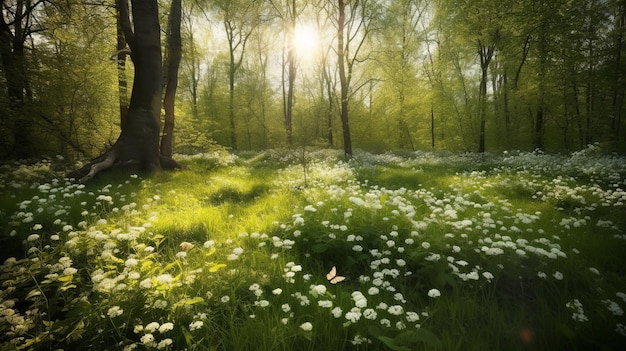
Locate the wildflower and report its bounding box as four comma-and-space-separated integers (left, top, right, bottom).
380, 318, 391, 327
318, 300, 333, 308
387, 305, 404, 315
221, 296, 230, 303
309, 284, 327, 297
603, 299, 624, 316
26, 234, 40, 242
363, 308, 377, 320
553, 271, 564, 280
157, 338, 173, 349
345, 309, 362, 323
272, 288, 282, 295
189, 321, 203, 331
368, 287, 380, 295
331, 306, 343, 318
428, 289, 441, 298
107, 306, 124, 318
140, 334, 156, 347
145, 322, 160, 333
406, 311, 420, 322
566, 299, 588, 322
254, 300, 270, 307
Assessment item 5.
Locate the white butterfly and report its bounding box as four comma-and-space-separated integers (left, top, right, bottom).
326, 266, 346, 284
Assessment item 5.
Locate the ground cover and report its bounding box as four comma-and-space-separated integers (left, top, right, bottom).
1, 146, 625, 350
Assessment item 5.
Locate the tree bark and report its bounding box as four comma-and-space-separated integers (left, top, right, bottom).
69, 0, 177, 183
161, 0, 182, 158
338, 0, 352, 158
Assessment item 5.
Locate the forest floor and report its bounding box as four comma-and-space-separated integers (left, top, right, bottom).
1, 146, 625, 350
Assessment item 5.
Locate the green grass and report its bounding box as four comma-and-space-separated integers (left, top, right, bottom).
1, 148, 625, 350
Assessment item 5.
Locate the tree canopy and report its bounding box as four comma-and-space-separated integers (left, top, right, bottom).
1, 0, 625, 161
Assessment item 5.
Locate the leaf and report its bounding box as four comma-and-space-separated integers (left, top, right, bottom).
205, 247, 217, 257
60, 284, 77, 292
209, 263, 226, 272
26, 289, 42, 300
57, 275, 73, 282
173, 297, 206, 309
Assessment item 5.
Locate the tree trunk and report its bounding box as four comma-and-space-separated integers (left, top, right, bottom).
161, 0, 182, 158
116, 0, 131, 128
338, 0, 352, 158
69, 0, 176, 182
478, 41, 494, 153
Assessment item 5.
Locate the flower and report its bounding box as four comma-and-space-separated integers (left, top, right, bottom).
189, 320, 203, 331
157, 338, 173, 349
387, 305, 404, 315
158, 322, 174, 333
221, 296, 230, 303
318, 300, 333, 308
145, 322, 160, 333
281, 303, 291, 313
428, 289, 441, 298
107, 306, 124, 318
363, 308, 377, 320
300, 322, 313, 331
140, 334, 156, 347
331, 306, 343, 318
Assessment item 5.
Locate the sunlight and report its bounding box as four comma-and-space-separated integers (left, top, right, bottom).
292, 23, 319, 60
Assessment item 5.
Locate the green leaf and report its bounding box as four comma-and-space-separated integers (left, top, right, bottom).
209, 263, 226, 272
57, 275, 73, 282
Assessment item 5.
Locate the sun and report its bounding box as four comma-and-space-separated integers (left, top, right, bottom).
292, 23, 319, 59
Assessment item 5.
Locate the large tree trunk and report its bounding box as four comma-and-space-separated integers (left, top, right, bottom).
69, 0, 176, 183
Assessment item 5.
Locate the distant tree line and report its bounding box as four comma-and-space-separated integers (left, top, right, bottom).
1, 0, 624, 161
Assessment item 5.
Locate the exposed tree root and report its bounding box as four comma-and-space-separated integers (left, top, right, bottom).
67, 150, 185, 183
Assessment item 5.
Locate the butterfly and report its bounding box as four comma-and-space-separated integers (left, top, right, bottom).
326, 266, 346, 284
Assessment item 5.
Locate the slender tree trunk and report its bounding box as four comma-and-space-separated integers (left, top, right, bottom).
161, 0, 182, 158
611, 1, 625, 144
284, 0, 296, 145
534, 23, 547, 150
116, 0, 130, 129
478, 41, 494, 153
431, 103, 435, 148
338, 0, 352, 158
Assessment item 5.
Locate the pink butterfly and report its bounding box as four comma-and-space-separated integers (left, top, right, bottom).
326, 266, 346, 284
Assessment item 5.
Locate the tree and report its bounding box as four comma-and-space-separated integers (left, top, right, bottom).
69, 0, 174, 182
336, 0, 376, 158
0, 0, 46, 158
212, 0, 260, 150
160, 0, 183, 158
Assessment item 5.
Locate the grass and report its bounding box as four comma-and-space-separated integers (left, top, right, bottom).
1, 146, 625, 350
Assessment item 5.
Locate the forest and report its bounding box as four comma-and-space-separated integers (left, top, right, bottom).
1, 0, 625, 161
2, 1, 626, 350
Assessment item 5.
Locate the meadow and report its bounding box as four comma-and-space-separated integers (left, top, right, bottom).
1, 145, 625, 350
